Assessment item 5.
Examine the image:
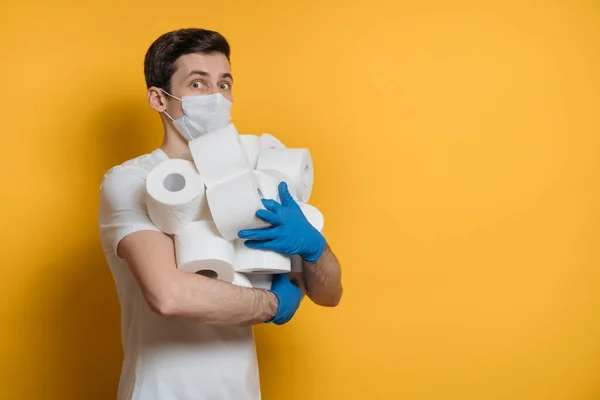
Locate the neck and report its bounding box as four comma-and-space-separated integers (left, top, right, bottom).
160, 121, 190, 160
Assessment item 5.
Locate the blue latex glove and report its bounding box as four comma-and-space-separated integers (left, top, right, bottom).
267, 273, 303, 325
238, 182, 326, 263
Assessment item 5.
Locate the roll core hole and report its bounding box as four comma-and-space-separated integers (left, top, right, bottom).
164, 173, 186, 192
196, 270, 218, 279
302, 165, 311, 187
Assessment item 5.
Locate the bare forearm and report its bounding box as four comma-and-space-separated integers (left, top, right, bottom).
119, 231, 278, 325
164, 272, 278, 325
303, 243, 342, 307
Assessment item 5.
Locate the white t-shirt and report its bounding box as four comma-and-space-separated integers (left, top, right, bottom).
98, 149, 261, 400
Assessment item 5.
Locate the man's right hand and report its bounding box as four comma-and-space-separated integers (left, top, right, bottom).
267, 274, 304, 325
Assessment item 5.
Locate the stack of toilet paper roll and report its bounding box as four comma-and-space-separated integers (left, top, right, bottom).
145, 123, 324, 290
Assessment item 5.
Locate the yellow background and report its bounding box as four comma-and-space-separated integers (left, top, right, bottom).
1, 0, 599, 399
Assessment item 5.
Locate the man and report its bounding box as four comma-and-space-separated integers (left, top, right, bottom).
98, 28, 342, 400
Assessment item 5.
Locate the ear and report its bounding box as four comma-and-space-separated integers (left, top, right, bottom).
148, 87, 167, 112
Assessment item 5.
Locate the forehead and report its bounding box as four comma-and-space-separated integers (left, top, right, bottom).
173, 53, 231, 79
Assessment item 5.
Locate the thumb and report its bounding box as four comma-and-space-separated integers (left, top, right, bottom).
278, 181, 296, 207
270, 273, 286, 289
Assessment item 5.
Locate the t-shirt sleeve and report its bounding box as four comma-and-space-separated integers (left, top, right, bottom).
98, 167, 161, 258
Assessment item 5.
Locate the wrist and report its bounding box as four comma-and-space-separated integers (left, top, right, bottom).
301, 234, 326, 263
263, 291, 279, 323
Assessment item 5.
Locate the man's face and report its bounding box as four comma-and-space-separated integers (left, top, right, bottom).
165, 52, 233, 119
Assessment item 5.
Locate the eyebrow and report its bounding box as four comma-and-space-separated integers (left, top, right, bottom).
185, 70, 234, 81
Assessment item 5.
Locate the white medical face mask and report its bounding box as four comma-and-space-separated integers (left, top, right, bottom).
161, 89, 233, 141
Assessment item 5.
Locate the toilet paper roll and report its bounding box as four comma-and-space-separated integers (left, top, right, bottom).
299, 203, 324, 232
231, 272, 253, 288
146, 159, 206, 235
291, 203, 325, 272
199, 201, 213, 221
206, 171, 270, 241
246, 274, 273, 290
238, 135, 261, 169
189, 124, 251, 188
257, 148, 313, 202
253, 170, 281, 201
259, 133, 286, 150
254, 170, 295, 202
175, 221, 235, 282
233, 238, 292, 274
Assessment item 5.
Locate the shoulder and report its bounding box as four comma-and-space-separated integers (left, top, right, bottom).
102, 149, 167, 184
100, 150, 167, 208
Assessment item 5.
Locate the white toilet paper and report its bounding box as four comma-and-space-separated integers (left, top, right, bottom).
206, 171, 270, 241
225, 171, 292, 274
231, 272, 253, 288
238, 135, 261, 169
291, 203, 325, 272
257, 148, 314, 202
188, 124, 251, 188
299, 203, 324, 232
259, 133, 285, 150
253, 170, 280, 201
246, 274, 273, 290
233, 238, 291, 274
199, 201, 214, 221
175, 221, 235, 282
146, 159, 206, 235
254, 170, 295, 202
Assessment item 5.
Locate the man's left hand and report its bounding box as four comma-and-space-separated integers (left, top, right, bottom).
238, 182, 326, 263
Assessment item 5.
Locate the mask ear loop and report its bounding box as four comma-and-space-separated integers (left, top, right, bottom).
163, 110, 175, 121
159, 88, 183, 121
160, 88, 182, 101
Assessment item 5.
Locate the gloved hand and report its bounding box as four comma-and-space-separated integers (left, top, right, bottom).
238, 182, 326, 263
267, 273, 304, 325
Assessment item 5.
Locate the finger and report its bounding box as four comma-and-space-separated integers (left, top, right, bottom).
238, 226, 280, 240
287, 272, 306, 294
271, 273, 302, 294
256, 209, 283, 226
261, 198, 282, 212
244, 239, 276, 251
278, 182, 296, 207
271, 273, 296, 288
271, 273, 285, 284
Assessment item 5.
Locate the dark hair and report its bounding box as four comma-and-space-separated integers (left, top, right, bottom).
144, 28, 230, 92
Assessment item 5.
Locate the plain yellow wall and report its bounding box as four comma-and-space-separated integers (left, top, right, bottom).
1, 0, 599, 399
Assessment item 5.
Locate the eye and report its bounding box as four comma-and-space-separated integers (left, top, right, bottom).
191, 81, 204, 89
219, 82, 231, 91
